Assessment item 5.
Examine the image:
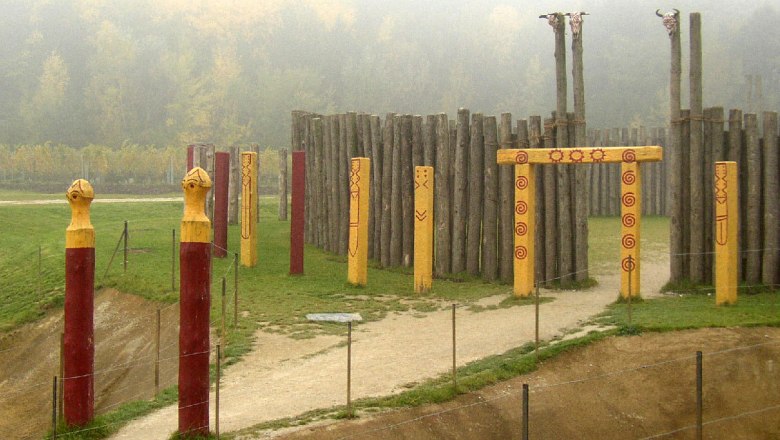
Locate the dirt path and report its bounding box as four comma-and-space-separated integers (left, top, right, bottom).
110, 257, 669, 439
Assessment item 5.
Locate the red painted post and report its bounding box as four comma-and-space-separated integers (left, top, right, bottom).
187, 145, 195, 171
64, 179, 95, 426
178, 167, 212, 437
214, 152, 230, 258
290, 151, 306, 274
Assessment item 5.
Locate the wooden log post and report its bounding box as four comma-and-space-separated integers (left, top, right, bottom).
278, 149, 288, 221
401, 115, 414, 267
251, 144, 261, 225
715, 162, 738, 305
64, 179, 95, 427
213, 152, 230, 258
762, 112, 779, 286
680, 110, 692, 277
514, 160, 535, 297
347, 157, 370, 286
727, 109, 743, 279
744, 113, 761, 283
390, 115, 403, 267
240, 152, 258, 267
466, 113, 484, 276
482, 116, 499, 281
204, 144, 215, 222
380, 114, 395, 267
370, 115, 383, 261
499, 113, 515, 283
556, 112, 573, 284
339, 114, 353, 256
570, 12, 589, 282
543, 118, 558, 283
424, 115, 436, 167
689, 13, 705, 283
178, 168, 212, 437
435, 114, 452, 276
314, 118, 325, 248
452, 108, 470, 274
362, 114, 374, 260
414, 166, 434, 293
529, 116, 546, 282
328, 116, 340, 253
228, 146, 240, 225
290, 151, 305, 275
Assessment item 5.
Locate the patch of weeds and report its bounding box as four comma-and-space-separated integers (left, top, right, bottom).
617, 324, 642, 336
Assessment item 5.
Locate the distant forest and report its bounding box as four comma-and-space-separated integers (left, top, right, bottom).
0, 0, 777, 149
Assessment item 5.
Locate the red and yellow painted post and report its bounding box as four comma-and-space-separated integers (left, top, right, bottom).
620, 158, 641, 298
715, 162, 738, 305
240, 152, 258, 267
213, 152, 230, 258
64, 179, 95, 427
290, 151, 305, 275
347, 157, 370, 286
414, 166, 434, 293
514, 164, 535, 297
178, 167, 212, 437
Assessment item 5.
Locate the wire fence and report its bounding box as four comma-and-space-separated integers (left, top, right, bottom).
0, 220, 778, 439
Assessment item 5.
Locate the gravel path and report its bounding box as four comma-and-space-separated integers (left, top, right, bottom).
110, 256, 669, 439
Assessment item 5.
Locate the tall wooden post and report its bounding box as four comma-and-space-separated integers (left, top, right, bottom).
715, 162, 738, 305
659, 9, 683, 282
452, 108, 470, 274
401, 115, 414, 267
466, 113, 484, 276
290, 151, 305, 275
380, 114, 395, 267
178, 167, 211, 437
347, 158, 370, 286
482, 116, 499, 281
621, 159, 641, 298
744, 114, 761, 283
228, 146, 239, 225
689, 12, 705, 283
390, 115, 403, 267
499, 113, 515, 283
279, 149, 288, 221
434, 114, 452, 276
762, 112, 779, 286
370, 115, 383, 260
514, 163, 535, 297
64, 179, 95, 427
240, 152, 258, 267
213, 152, 230, 258
414, 166, 434, 293
570, 11, 589, 281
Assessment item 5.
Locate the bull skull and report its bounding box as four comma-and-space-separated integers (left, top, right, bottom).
565, 12, 588, 37
656, 9, 680, 36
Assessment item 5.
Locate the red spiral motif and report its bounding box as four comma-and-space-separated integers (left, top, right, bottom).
622, 234, 636, 249
515, 150, 529, 164
515, 245, 528, 260
622, 213, 636, 228
622, 170, 636, 185
622, 149, 636, 163
621, 256, 636, 272
515, 175, 529, 190
515, 222, 528, 236
622, 192, 636, 207
515, 201, 528, 215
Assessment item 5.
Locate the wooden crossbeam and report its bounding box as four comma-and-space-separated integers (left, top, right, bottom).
497, 146, 663, 165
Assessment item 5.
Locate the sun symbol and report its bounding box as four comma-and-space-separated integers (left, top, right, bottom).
549, 149, 564, 163
569, 149, 584, 162
590, 148, 606, 162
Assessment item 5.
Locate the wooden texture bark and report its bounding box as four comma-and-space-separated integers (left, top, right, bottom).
362, 114, 374, 259
689, 13, 704, 283
762, 112, 779, 285
390, 115, 403, 266
370, 115, 383, 261
572, 23, 588, 281
481, 116, 498, 281
543, 118, 558, 283
424, 115, 436, 167
529, 116, 545, 283
744, 113, 761, 283
727, 109, 744, 279
466, 113, 484, 276
451, 108, 470, 274
228, 146, 239, 225
381, 114, 395, 267
401, 115, 414, 267
498, 113, 514, 283
435, 114, 452, 276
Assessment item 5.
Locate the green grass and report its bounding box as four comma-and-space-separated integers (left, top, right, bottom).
588, 215, 669, 276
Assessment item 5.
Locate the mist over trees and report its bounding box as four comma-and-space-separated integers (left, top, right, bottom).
0, 0, 777, 149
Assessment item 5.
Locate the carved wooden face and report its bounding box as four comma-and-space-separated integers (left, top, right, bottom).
181, 167, 212, 193
66, 179, 94, 204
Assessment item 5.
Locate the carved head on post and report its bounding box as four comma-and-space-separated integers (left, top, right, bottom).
565, 12, 588, 37
182, 167, 212, 222
66, 179, 95, 246
656, 9, 680, 36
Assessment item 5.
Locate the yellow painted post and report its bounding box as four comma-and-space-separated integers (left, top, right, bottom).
620, 159, 641, 298
414, 166, 434, 293
240, 152, 257, 267
347, 157, 370, 286
514, 164, 535, 297
715, 161, 738, 305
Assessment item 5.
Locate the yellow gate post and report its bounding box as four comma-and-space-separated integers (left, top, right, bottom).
514, 164, 535, 297
715, 161, 738, 305
240, 152, 258, 267
347, 157, 371, 286
414, 166, 434, 293
620, 160, 641, 298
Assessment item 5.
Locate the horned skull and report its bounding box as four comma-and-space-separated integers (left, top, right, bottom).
568, 12, 585, 36
656, 9, 680, 36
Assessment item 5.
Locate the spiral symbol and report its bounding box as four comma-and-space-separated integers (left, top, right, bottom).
515, 175, 529, 190
622, 213, 636, 228
622, 192, 636, 207
621, 256, 636, 272
515, 245, 528, 260
515, 201, 528, 215
622, 149, 636, 163
622, 170, 636, 185
622, 234, 636, 249
515, 222, 528, 236
515, 151, 528, 164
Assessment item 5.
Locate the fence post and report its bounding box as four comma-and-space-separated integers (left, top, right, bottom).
221, 277, 227, 347
522, 383, 529, 440
535, 284, 540, 360
155, 308, 160, 395
123, 220, 128, 273
696, 351, 703, 440
347, 321, 352, 417
452, 304, 457, 390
